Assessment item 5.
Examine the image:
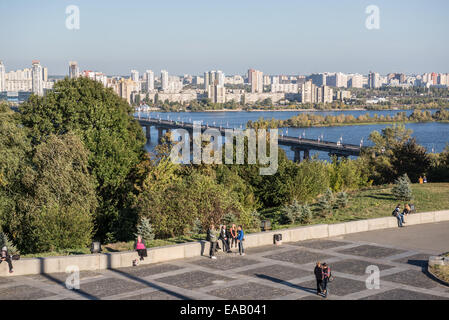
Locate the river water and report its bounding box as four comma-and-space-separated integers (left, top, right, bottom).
136, 109, 449, 161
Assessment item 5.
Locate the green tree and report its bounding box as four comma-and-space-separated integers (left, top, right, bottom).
391, 138, 431, 183
19, 77, 145, 241
391, 174, 413, 202
14, 133, 97, 253
134, 217, 155, 243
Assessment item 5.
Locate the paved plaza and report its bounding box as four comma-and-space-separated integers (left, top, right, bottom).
0, 221, 448, 300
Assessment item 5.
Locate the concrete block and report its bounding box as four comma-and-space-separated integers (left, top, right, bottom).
1, 258, 41, 276
403, 214, 421, 225
307, 224, 329, 240
328, 223, 346, 237
345, 220, 369, 234
387, 217, 399, 228
184, 242, 202, 259
420, 212, 435, 224
150, 245, 185, 264
435, 210, 449, 222
368, 217, 391, 231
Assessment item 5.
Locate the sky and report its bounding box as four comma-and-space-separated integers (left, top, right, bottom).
1, 0, 448, 76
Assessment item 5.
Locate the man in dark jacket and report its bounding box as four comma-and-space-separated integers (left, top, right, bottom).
0, 246, 14, 273
321, 263, 331, 298
218, 225, 231, 253
314, 262, 323, 295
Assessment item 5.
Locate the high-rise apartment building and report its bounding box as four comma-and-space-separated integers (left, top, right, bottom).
348, 74, 363, 88
0, 61, 5, 92
301, 80, 316, 103
32, 60, 43, 96
368, 72, 381, 89
131, 70, 139, 82
69, 61, 80, 79
248, 69, 263, 93
161, 70, 169, 91
145, 70, 154, 92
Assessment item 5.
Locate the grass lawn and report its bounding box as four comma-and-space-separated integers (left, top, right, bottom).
430, 264, 449, 283
266, 182, 449, 229
22, 183, 449, 258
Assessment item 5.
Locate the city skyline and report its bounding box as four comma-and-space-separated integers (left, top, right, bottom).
1, 0, 448, 75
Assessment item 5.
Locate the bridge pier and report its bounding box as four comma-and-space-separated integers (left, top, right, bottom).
292, 148, 301, 163
303, 149, 310, 161
145, 125, 151, 143
157, 127, 165, 144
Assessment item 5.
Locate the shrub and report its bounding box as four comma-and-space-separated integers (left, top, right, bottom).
282, 200, 313, 224
135, 217, 155, 242
0, 231, 19, 255
316, 189, 335, 216
335, 192, 349, 208
392, 174, 413, 202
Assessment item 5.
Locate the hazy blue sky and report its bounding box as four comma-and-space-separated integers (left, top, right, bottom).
1, 0, 448, 76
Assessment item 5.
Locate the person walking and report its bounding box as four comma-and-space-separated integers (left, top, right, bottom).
237, 225, 245, 256
230, 224, 238, 249
393, 204, 405, 227
314, 262, 323, 295
0, 246, 14, 274
218, 225, 231, 253
321, 263, 331, 298
208, 224, 219, 259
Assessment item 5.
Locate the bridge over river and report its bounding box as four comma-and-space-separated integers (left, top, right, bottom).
135, 114, 363, 161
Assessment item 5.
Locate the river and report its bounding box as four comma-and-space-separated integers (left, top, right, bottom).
136, 109, 449, 161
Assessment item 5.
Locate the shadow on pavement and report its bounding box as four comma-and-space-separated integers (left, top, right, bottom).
255, 274, 316, 294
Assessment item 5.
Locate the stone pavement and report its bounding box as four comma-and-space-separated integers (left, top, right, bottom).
0, 221, 448, 300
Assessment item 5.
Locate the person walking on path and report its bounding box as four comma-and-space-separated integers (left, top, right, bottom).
321, 263, 331, 298
237, 225, 245, 256
393, 204, 405, 227
134, 235, 147, 264
0, 246, 14, 274
230, 224, 238, 249
218, 225, 231, 253
208, 224, 219, 259
314, 262, 323, 295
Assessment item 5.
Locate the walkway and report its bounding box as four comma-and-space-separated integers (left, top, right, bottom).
0, 222, 448, 300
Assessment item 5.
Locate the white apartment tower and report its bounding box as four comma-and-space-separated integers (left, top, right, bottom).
0, 61, 5, 92
32, 60, 44, 96
131, 70, 139, 82
145, 70, 154, 91
161, 70, 169, 91
248, 69, 263, 93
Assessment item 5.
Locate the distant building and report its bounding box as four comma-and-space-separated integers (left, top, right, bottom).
32, 60, 44, 96
327, 72, 347, 88
69, 61, 80, 79
368, 72, 381, 89
248, 69, 263, 93
145, 70, 154, 92
301, 80, 316, 103
347, 74, 363, 88
308, 73, 327, 87
0, 61, 5, 92
161, 70, 169, 91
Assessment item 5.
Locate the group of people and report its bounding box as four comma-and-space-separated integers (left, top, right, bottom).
314, 262, 332, 298
392, 203, 412, 227
418, 176, 428, 184
208, 224, 245, 259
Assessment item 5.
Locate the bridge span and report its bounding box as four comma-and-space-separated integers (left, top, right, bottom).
135, 115, 363, 161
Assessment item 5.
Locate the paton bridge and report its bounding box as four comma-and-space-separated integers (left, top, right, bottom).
135, 114, 364, 162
